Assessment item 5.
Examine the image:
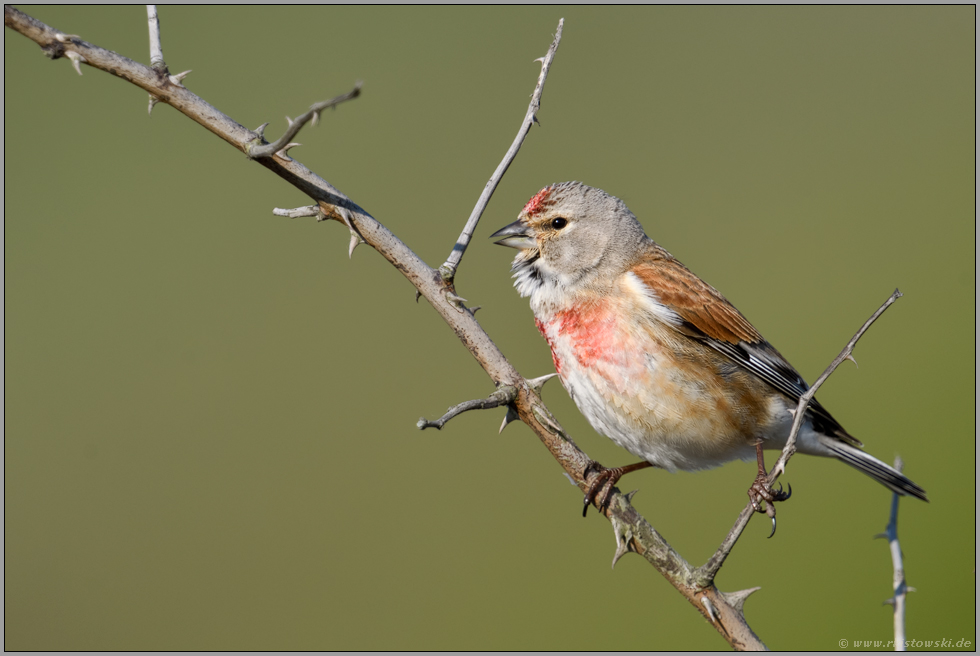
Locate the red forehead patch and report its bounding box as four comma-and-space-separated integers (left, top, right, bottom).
522, 185, 556, 217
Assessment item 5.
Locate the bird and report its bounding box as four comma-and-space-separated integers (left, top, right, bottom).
491, 181, 927, 531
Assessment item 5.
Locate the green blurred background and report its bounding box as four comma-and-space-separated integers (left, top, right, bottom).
5, 6, 975, 650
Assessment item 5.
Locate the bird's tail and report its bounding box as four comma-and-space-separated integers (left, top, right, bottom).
824, 441, 928, 501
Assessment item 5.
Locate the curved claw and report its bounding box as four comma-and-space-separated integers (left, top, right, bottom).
581, 459, 653, 517
582, 463, 610, 517
768, 515, 777, 539
771, 482, 793, 502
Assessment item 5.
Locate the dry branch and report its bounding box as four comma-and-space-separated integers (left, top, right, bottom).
439, 19, 564, 282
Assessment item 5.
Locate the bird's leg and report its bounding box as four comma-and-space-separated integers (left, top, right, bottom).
582, 460, 654, 517
747, 439, 792, 537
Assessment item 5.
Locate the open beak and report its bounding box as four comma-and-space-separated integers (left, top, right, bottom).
490, 219, 536, 250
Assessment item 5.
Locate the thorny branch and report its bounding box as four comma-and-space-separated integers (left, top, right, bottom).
6, 6, 909, 650
438, 19, 564, 283
771, 289, 903, 480
695, 289, 904, 586
875, 456, 911, 651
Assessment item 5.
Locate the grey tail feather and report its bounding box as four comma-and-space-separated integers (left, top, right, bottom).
827, 442, 928, 502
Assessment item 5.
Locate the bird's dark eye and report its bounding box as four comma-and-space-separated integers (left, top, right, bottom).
551, 217, 568, 230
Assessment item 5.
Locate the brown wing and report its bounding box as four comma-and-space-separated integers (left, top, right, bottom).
631, 244, 860, 446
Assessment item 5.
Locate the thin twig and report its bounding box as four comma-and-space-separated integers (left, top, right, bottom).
247, 84, 363, 159
770, 289, 903, 482
273, 205, 321, 219
875, 456, 909, 651
146, 5, 165, 114
417, 386, 517, 430
147, 5, 164, 70
695, 289, 904, 586
438, 18, 564, 280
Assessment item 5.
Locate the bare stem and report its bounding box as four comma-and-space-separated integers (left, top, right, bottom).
695, 289, 904, 586
439, 18, 564, 279
770, 289, 904, 481
273, 205, 321, 219
147, 5, 165, 71
247, 84, 362, 160
876, 456, 908, 651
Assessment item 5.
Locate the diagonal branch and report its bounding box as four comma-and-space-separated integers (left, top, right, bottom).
695, 289, 904, 586
770, 289, 903, 481
438, 18, 564, 281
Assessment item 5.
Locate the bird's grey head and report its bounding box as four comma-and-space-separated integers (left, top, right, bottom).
491, 182, 649, 298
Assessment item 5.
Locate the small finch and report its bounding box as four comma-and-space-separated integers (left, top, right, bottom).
492, 182, 927, 528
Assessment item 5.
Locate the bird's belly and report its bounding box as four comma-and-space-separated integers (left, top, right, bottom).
539, 305, 780, 471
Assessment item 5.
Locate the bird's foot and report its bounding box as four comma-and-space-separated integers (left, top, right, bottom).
582, 460, 652, 517
748, 440, 792, 538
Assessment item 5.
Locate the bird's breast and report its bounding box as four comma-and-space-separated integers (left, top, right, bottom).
532, 295, 780, 471
534, 298, 649, 388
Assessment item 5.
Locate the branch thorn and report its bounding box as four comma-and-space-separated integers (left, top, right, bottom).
348, 228, 365, 258
610, 513, 635, 569
275, 142, 302, 160
148, 94, 160, 115
499, 406, 520, 433
254, 122, 269, 139
700, 596, 719, 624
719, 587, 762, 615
527, 373, 558, 396
168, 69, 191, 86
65, 51, 86, 75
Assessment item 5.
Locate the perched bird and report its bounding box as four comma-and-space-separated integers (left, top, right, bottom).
491, 182, 927, 528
